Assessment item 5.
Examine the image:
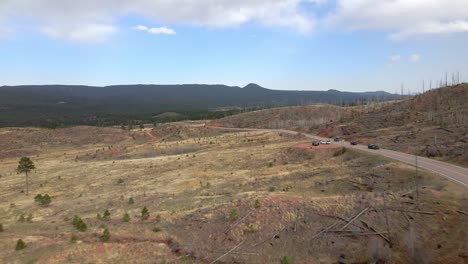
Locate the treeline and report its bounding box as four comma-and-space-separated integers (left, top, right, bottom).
0, 108, 261, 129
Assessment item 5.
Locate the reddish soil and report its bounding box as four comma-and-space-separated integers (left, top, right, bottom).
95, 244, 107, 253
293, 142, 340, 150
145, 130, 159, 143
209, 121, 223, 127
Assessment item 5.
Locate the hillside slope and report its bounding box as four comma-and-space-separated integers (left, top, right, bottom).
218, 84, 468, 163
0, 84, 398, 127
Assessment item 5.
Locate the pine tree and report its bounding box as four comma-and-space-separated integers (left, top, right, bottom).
100, 228, 110, 242
141, 207, 150, 220
17, 157, 35, 195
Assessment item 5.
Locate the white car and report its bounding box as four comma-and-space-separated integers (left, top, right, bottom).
320, 140, 331, 144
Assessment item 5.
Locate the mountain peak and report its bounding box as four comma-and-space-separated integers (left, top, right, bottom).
243, 83, 266, 90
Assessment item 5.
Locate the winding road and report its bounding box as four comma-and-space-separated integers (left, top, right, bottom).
212, 126, 468, 188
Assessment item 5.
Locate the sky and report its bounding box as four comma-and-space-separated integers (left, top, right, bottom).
0, 0, 467, 93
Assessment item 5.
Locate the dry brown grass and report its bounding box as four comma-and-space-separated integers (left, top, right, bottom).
0, 122, 466, 263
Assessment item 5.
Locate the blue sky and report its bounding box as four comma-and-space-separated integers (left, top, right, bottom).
0, 0, 467, 92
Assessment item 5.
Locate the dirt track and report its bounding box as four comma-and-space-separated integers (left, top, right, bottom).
145, 130, 159, 143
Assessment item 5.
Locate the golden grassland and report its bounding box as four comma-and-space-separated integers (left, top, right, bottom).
0, 123, 466, 263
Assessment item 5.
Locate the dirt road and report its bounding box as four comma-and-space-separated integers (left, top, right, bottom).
212, 126, 468, 188
145, 130, 159, 143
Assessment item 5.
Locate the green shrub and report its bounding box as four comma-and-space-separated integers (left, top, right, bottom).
280, 256, 291, 264
152, 227, 161, 233
34, 194, 52, 207
15, 239, 27, 250
229, 209, 238, 222
0, 223, 4, 232
267, 162, 273, 168
155, 214, 161, 222
141, 207, 150, 220
268, 186, 276, 192
179, 255, 193, 264
18, 214, 25, 223
103, 210, 111, 220
97, 213, 102, 220
123, 213, 130, 222
254, 199, 261, 209
128, 197, 135, 204
70, 234, 78, 243
333, 147, 347, 157
72, 215, 87, 232
26, 213, 33, 223
100, 228, 111, 242
117, 178, 124, 184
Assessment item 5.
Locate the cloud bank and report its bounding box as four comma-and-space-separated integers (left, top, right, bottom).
0, 0, 467, 42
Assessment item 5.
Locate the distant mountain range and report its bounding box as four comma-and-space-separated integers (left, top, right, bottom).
0, 84, 399, 127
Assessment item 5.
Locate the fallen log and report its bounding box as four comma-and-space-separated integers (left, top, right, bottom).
388, 208, 435, 215
340, 207, 370, 231
210, 241, 244, 264
360, 220, 391, 244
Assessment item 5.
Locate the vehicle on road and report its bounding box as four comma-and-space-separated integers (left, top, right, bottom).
334, 137, 341, 142
312, 141, 320, 146
368, 144, 380, 150
350, 141, 358, 145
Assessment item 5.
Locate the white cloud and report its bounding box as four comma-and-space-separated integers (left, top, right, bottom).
134, 25, 176, 35
327, 0, 468, 39
148, 27, 176, 35
0, 0, 318, 42
390, 55, 401, 62
1, 0, 467, 42
409, 54, 421, 62
42, 24, 117, 43
133, 25, 148, 31
390, 20, 468, 40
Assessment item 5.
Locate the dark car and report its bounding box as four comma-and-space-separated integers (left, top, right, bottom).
334, 137, 341, 142
350, 141, 358, 145
368, 144, 380, 150
312, 141, 320, 146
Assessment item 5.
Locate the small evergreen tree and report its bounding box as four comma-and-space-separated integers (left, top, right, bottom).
70, 234, 78, 243
128, 197, 135, 204
18, 214, 25, 223
103, 210, 111, 220
141, 207, 150, 220
100, 228, 111, 242
229, 209, 238, 222
72, 215, 87, 232
333, 147, 347, 157
34, 194, 51, 207
26, 213, 33, 223
15, 239, 27, 250
123, 212, 130, 222
17, 157, 35, 195
280, 256, 291, 264
254, 199, 261, 209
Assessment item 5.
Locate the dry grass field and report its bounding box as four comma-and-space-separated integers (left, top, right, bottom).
0, 122, 467, 263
